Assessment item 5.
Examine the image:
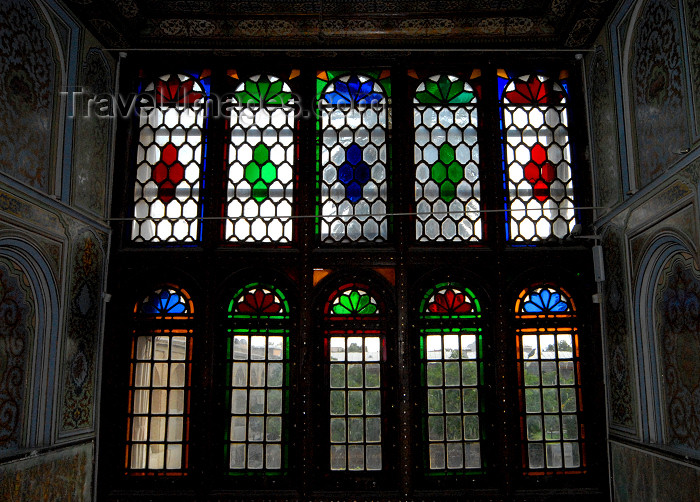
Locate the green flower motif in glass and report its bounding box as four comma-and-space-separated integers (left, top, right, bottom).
331, 288, 379, 315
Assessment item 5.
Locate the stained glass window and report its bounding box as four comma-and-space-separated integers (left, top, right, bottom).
419, 283, 483, 471
324, 284, 384, 471
226, 74, 296, 242
132, 72, 209, 242
226, 283, 290, 472
317, 72, 391, 243
414, 73, 482, 241
500, 72, 575, 241
515, 284, 585, 473
126, 286, 194, 474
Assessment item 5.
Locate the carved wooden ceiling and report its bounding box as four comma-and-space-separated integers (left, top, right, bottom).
65, 0, 618, 49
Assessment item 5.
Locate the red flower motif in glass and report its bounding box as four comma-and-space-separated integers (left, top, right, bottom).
152, 143, 185, 204
523, 143, 556, 203
237, 289, 283, 314
155, 75, 204, 105
428, 289, 472, 315
504, 75, 565, 105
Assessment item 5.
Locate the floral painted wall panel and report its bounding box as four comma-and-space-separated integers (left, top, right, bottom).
601, 226, 637, 432
0, 0, 57, 192
654, 252, 700, 451
683, 0, 700, 134
588, 42, 623, 209
630, 0, 689, 187
72, 47, 113, 217
60, 231, 105, 434
0, 256, 36, 453
0, 443, 92, 501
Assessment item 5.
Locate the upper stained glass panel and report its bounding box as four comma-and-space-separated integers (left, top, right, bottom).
500, 73, 575, 241
317, 72, 391, 243
226, 74, 295, 242
132, 72, 208, 242
414, 74, 482, 242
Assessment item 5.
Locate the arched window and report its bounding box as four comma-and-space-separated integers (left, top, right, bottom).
226, 283, 290, 472
418, 283, 483, 471
226, 74, 295, 242
317, 72, 390, 243
324, 283, 385, 471
515, 284, 584, 473
500, 72, 575, 241
132, 72, 209, 242
126, 286, 194, 473
414, 73, 482, 241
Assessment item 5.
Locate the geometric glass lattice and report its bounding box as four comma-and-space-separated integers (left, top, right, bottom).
317, 72, 390, 243
132, 73, 208, 242
226, 75, 295, 242
324, 284, 384, 471
126, 286, 194, 474
500, 72, 576, 241
419, 283, 484, 472
515, 285, 585, 473
226, 283, 290, 472
414, 74, 482, 241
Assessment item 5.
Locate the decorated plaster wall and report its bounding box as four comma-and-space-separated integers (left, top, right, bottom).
0, 0, 112, 500
591, 0, 700, 498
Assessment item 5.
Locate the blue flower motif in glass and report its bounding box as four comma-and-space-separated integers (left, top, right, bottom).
324, 75, 384, 105
523, 288, 569, 313
338, 144, 371, 203
142, 289, 187, 314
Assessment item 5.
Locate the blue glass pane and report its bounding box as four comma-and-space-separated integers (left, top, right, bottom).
523, 288, 569, 313
324, 75, 384, 105
142, 289, 187, 314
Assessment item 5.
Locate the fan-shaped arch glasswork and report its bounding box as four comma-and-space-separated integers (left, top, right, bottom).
317, 72, 390, 243
323, 283, 385, 471
226, 74, 295, 242
126, 285, 194, 474
500, 72, 576, 241
132, 72, 209, 242
414, 74, 482, 241
419, 283, 484, 471
514, 284, 584, 473
226, 283, 290, 472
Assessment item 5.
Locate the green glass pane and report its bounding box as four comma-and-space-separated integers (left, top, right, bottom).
439, 144, 455, 164
447, 161, 462, 184
445, 416, 462, 441
544, 415, 561, 440
525, 388, 541, 413
330, 390, 345, 415
427, 362, 443, 387
415, 91, 441, 104
444, 362, 460, 386
425, 81, 441, 99
330, 418, 346, 443
440, 181, 456, 203
562, 414, 578, 439
444, 389, 461, 413
427, 388, 443, 414
245, 80, 260, 101
244, 163, 261, 184
542, 388, 559, 413
254, 144, 270, 164
428, 416, 444, 441
330, 364, 345, 388
450, 90, 475, 104
527, 416, 542, 441
560, 388, 577, 412
348, 390, 364, 415
462, 388, 478, 413
431, 162, 447, 183
252, 180, 268, 202
462, 362, 478, 386
463, 415, 479, 440
365, 390, 381, 415
261, 162, 277, 184
257, 81, 271, 102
